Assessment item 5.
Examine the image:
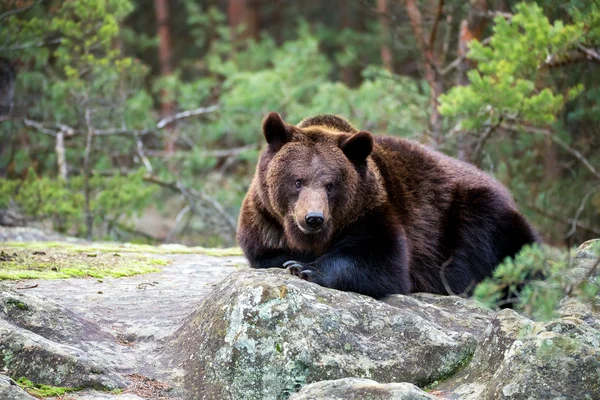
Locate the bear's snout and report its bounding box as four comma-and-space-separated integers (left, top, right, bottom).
295, 187, 329, 234
305, 212, 324, 229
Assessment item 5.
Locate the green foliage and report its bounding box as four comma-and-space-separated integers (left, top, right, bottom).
0, 169, 154, 236
474, 243, 600, 321
439, 3, 584, 128
1, 0, 597, 246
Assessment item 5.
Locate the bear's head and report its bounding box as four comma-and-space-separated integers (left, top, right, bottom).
258, 112, 384, 253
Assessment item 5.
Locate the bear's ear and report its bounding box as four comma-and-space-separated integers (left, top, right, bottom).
263, 112, 293, 151
340, 130, 373, 163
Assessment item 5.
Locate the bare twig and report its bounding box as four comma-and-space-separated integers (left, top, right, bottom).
472, 116, 503, 166
165, 204, 192, 244
501, 123, 600, 180
134, 132, 153, 174
577, 45, 600, 62
474, 10, 513, 20
0, 38, 63, 51
441, 37, 491, 75
55, 131, 67, 179
565, 256, 600, 296
143, 175, 237, 234
0, 1, 41, 21
524, 203, 600, 237
23, 118, 56, 136
94, 128, 149, 136
565, 185, 600, 239
156, 105, 219, 129
439, 257, 456, 295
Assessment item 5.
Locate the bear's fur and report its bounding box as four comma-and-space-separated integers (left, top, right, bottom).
237, 112, 539, 298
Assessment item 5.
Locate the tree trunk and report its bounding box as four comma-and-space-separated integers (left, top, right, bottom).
456, 0, 488, 162
377, 0, 394, 72
403, 0, 444, 148
340, 0, 362, 86
456, 0, 488, 86
228, 0, 261, 42
154, 0, 175, 153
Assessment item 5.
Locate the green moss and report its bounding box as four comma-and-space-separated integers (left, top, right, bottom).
423, 350, 475, 391
0, 246, 166, 280
16, 377, 82, 397
537, 336, 583, 362
5, 298, 29, 310
2, 241, 243, 256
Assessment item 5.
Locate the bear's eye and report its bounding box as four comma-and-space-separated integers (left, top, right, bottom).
295, 179, 302, 190
326, 183, 334, 193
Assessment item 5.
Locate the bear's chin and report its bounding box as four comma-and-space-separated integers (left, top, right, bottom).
283, 217, 332, 253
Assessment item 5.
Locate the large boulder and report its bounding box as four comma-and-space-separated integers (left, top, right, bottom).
439, 308, 600, 399
439, 239, 600, 400
168, 268, 479, 400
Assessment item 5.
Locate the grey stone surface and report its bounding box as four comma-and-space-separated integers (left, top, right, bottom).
289, 378, 436, 400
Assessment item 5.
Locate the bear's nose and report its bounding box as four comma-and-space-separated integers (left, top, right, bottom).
305, 212, 324, 228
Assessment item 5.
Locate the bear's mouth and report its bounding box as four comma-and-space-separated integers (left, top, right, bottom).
296, 225, 323, 235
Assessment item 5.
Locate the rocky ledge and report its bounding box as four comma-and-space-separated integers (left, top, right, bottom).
0, 238, 598, 399
167, 240, 600, 400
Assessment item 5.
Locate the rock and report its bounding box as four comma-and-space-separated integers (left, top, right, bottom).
439, 240, 600, 400
67, 391, 146, 400
0, 287, 126, 391
0, 375, 37, 400
168, 268, 477, 400
1, 288, 116, 346
0, 318, 125, 390
288, 378, 435, 400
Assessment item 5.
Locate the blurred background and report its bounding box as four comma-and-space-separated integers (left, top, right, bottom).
0, 0, 598, 248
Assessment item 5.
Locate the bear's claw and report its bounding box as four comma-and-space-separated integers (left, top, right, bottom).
284, 260, 317, 281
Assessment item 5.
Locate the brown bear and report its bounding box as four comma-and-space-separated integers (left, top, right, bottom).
237, 112, 539, 298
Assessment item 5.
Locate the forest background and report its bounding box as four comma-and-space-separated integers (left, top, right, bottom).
0, 0, 599, 250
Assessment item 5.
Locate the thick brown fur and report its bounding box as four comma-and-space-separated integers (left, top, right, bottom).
237, 112, 539, 298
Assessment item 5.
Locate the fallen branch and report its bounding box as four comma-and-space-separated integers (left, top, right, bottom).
156, 105, 219, 129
